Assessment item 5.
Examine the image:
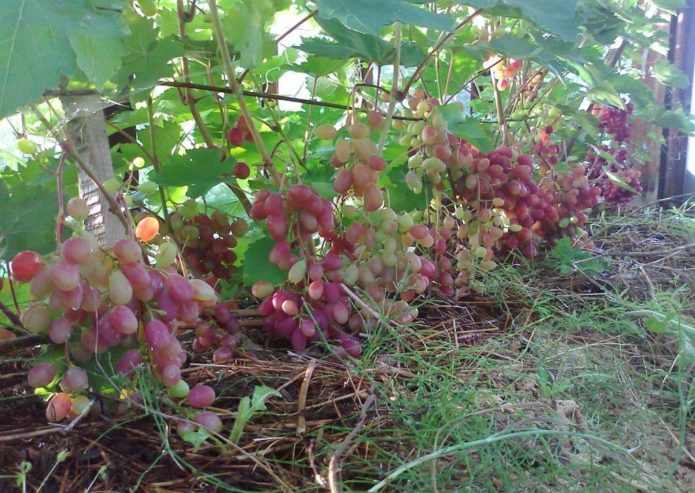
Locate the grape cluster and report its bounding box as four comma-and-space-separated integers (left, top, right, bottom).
594, 103, 633, 142
487, 56, 521, 91
532, 126, 560, 170
169, 203, 248, 280
13, 197, 219, 423
585, 146, 642, 204
396, 93, 602, 268
585, 103, 642, 203
326, 119, 386, 211
247, 167, 432, 354
191, 300, 241, 364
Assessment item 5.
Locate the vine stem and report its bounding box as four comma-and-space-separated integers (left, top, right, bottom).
207, 0, 282, 187
377, 23, 402, 154
157, 81, 422, 121
176, 0, 215, 149
401, 8, 483, 96
0, 301, 25, 333
4, 262, 21, 315
54, 154, 66, 246
492, 73, 510, 146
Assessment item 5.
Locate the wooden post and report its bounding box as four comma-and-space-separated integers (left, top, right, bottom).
62, 95, 127, 247
658, 0, 695, 200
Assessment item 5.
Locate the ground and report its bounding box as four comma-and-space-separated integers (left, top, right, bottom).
1, 204, 694, 492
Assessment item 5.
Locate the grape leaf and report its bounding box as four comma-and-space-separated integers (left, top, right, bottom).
241, 237, 287, 286
291, 56, 348, 77
316, 0, 454, 36
151, 149, 234, 198
0, 0, 131, 117
0, 181, 59, 260
652, 59, 690, 89
650, 0, 686, 11
116, 17, 182, 98
0, 0, 79, 117
653, 108, 695, 133
381, 165, 428, 213
68, 8, 127, 89
138, 121, 181, 160
299, 18, 426, 66
437, 105, 494, 153
455, 0, 580, 40
222, 0, 289, 68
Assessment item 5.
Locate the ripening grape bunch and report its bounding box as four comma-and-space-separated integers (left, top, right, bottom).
169, 201, 249, 280
248, 179, 429, 355
584, 102, 643, 204
593, 103, 634, 143
488, 56, 521, 92
532, 126, 560, 169
12, 197, 220, 426
318, 112, 387, 212
396, 91, 602, 259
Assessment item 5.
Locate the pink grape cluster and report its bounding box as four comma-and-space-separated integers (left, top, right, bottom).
226, 115, 254, 147
594, 103, 633, 143
254, 279, 363, 357
585, 103, 643, 203
396, 94, 601, 264
328, 119, 387, 211
532, 126, 560, 169
250, 184, 336, 249
191, 300, 241, 364
585, 146, 642, 204
13, 197, 218, 423
248, 179, 432, 354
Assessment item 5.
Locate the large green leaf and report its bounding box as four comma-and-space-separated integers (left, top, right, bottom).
222, 0, 289, 68
0, 0, 79, 117
650, 0, 686, 12
438, 104, 494, 153
652, 59, 690, 89
302, 18, 392, 63
654, 108, 694, 133
115, 17, 182, 98
0, 181, 59, 260
151, 149, 235, 198
455, 0, 580, 40
68, 8, 127, 89
291, 56, 348, 77
316, 0, 454, 36
0, 0, 130, 117
138, 121, 181, 160
242, 237, 287, 286
299, 18, 425, 66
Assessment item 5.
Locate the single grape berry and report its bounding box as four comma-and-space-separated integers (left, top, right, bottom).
136, 217, 160, 242
46, 393, 72, 422
28, 362, 55, 388
188, 384, 216, 408
11, 251, 42, 282
195, 411, 223, 433
234, 162, 250, 179
226, 127, 244, 147
66, 197, 89, 221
